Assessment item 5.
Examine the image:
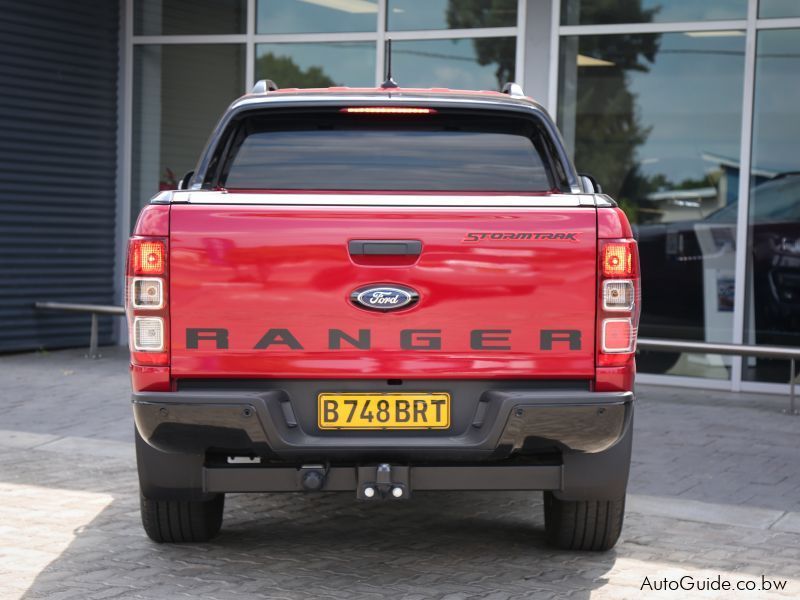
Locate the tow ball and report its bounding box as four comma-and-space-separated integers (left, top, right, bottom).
358, 463, 410, 500
299, 464, 327, 491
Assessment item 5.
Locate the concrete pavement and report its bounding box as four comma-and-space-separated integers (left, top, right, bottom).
0, 347, 798, 599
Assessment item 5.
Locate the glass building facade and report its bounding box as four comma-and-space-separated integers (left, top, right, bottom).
124, 0, 800, 394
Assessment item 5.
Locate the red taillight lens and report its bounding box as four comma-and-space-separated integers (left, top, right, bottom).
340, 107, 436, 115
132, 239, 165, 275
602, 242, 633, 277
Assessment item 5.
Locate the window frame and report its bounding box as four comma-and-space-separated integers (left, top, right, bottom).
200, 103, 575, 193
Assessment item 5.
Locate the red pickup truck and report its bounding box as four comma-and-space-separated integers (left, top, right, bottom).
127, 82, 640, 551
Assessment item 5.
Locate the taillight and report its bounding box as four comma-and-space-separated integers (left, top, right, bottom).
131, 239, 165, 275
601, 318, 634, 353
126, 237, 169, 366
598, 239, 640, 367
131, 278, 164, 309
602, 280, 634, 311
602, 242, 634, 277
133, 316, 165, 351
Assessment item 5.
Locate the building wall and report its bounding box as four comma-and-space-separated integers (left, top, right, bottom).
0, 0, 795, 393
122, 0, 800, 392
0, 0, 119, 352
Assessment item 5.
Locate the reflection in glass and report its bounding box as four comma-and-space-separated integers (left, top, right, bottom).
561, 0, 747, 26
759, 0, 800, 18
257, 0, 377, 34
132, 45, 244, 222
388, 0, 516, 31
744, 29, 800, 383
134, 0, 246, 35
225, 128, 551, 191
256, 43, 375, 87
392, 38, 515, 91
558, 32, 745, 378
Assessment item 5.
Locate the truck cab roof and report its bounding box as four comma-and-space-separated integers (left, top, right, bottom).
186, 81, 579, 196
231, 84, 549, 115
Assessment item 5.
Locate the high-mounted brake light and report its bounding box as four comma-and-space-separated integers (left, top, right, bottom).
602, 242, 633, 277
131, 239, 165, 275
340, 107, 436, 115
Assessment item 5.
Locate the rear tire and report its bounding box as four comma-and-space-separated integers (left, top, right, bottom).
140, 492, 224, 543
543, 492, 625, 551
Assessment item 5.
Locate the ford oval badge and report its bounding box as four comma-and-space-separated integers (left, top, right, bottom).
351, 284, 419, 312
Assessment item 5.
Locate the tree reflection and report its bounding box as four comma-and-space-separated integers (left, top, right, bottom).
445, 0, 660, 225
565, 2, 660, 221
256, 53, 335, 88
446, 0, 516, 88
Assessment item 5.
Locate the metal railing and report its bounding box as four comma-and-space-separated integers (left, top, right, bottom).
638, 338, 800, 415
29, 303, 800, 414
34, 302, 125, 358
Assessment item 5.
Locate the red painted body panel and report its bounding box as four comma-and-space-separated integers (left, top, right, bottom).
594, 364, 635, 392
130, 365, 171, 391
597, 207, 633, 239
133, 204, 170, 236
168, 204, 599, 379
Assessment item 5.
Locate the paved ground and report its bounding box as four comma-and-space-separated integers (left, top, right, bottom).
1, 347, 799, 599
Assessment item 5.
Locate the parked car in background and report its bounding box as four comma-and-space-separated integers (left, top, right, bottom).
636, 173, 800, 374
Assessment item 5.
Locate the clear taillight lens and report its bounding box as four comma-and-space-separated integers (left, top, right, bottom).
133, 317, 164, 351
603, 280, 634, 311
131, 278, 163, 309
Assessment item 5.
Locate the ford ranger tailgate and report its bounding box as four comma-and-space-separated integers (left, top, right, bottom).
169, 202, 597, 379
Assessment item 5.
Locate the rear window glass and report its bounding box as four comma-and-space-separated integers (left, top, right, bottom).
217, 111, 555, 192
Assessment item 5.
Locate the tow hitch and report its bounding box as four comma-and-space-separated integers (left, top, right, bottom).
357, 463, 410, 500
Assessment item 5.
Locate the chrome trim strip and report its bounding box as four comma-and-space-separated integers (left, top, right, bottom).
162, 191, 597, 208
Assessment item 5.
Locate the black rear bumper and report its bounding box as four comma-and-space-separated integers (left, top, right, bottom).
132, 384, 633, 462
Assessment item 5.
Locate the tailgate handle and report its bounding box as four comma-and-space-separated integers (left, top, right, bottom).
348, 239, 422, 256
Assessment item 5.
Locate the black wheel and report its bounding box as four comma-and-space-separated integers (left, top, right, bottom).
140, 492, 224, 543
543, 492, 625, 551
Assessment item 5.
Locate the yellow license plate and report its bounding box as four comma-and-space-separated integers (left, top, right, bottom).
318, 392, 450, 430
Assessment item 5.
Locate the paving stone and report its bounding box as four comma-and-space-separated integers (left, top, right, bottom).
0, 348, 799, 599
